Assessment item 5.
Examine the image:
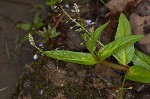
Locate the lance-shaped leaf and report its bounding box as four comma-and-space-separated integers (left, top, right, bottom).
16, 23, 31, 30
132, 50, 150, 70
126, 66, 150, 83
115, 13, 132, 39
43, 50, 97, 65
86, 21, 109, 52
33, 10, 44, 29
114, 13, 134, 65
98, 35, 143, 61
19, 33, 29, 47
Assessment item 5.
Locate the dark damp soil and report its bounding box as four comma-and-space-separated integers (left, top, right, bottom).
12, 57, 122, 99
12, 0, 150, 99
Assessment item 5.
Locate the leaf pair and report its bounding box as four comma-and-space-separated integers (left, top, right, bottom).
109, 13, 150, 83
98, 35, 143, 61
112, 14, 150, 83
98, 13, 143, 64
85, 21, 109, 52
126, 50, 150, 83
114, 13, 134, 65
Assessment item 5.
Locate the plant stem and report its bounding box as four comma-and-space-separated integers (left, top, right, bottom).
61, 6, 90, 34
101, 60, 129, 71
91, 52, 129, 71
120, 74, 127, 99
91, 52, 99, 61
92, 51, 128, 71
100, 0, 106, 5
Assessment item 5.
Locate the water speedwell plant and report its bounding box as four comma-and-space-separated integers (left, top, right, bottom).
30, 12, 150, 83
28, 3, 150, 98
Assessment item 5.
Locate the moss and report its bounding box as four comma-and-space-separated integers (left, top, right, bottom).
63, 82, 101, 99
12, 56, 102, 98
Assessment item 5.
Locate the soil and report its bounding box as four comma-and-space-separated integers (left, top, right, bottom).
8, 0, 150, 99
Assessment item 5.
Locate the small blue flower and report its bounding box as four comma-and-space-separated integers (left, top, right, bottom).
72, 19, 76, 22
54, 6, 57, 9
33, 54, 38, 60
38, 43, 43, 47
86, 20, 92, 25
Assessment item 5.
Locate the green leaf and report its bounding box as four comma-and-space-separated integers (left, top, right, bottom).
35, 25, 60, 39
98, 35, 144, 61
114, 46, 134, 65
33, 23, 44, 30
33, 10, 42, 24
114, 13, 134, 65
43, 50, 97, 65
126, 66, 150, 83
49, 27, 60, 38
19, 33, 29, 47
86, 21, 109, 52
46, 0, 58, 6
132, 50, 150, 70
35, 30, 47, 38
33, 10, 44, 29
16, 23, 31, 30
115, 13, 132, 39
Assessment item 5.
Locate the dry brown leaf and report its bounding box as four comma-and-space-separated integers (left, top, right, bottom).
130, 13, 150, 52
106, 0, 142, 13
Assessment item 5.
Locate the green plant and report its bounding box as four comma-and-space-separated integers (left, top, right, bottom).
31, 12, 150, 83
29, 10, 150, 97
16, 9, 44, 47
35, 24, 60, 43
16, 7, 60, 47
46, 0, 59, 10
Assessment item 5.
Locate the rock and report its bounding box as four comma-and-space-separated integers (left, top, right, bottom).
130, 13, 150, 53
106, 0, 141, 14
137, 0, 150, 16
45, 61, 67, 87
66, 30, 86, 51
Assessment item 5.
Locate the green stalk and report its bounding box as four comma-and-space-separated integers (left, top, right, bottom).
61, 6, 90, 34
101, 60, 129, 71
91, 51, 128, 71
120, 74, 127, 99
100, 0, 106, 5
91, 51, 127, 70
91, 52, 99, 62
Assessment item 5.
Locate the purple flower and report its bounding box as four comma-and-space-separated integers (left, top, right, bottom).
33, 54, 38, 60
38, 43, 43, 47
72, 19, 76, 22
54, 6, 57, 9
86, 20, 92, 25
